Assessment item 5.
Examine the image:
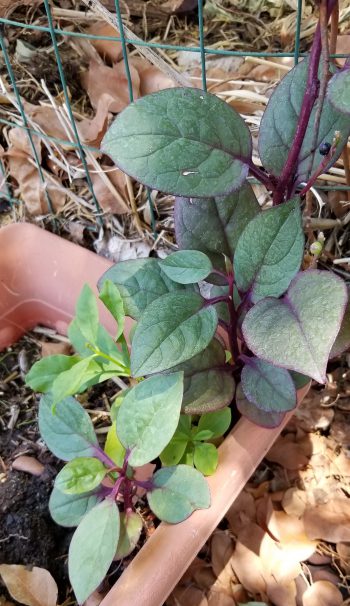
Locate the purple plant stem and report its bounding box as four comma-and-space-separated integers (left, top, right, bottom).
204, 295, 230, 307
248, 161, 276, 191
133, 479, 154, 491
123, 478, 133, 513
93, 445, 117, 468
227, 275, 240, 362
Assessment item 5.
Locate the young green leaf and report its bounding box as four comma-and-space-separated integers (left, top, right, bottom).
25, 355, 80, 393
234, 198, 304, 302
49, 485, 102, 527
98, 258, 186, 320
68, 319, 92, 357
51, 357, 104, 405
160, 250, 212, 284
241, 357, 297, 413
75, 284, 99, 345
259, 58, 350, 183
104, 422, 126, 467
193, 442, 218, 476
197, 407, 232, 439
39, 394, 98, 460
115, 512, 143, 560
166, 338, 235, 414
193, 429, 214, 441
99, 279, 125, 340
174, 183, 260, 272
147, 465, 210, 523
236, 383, 285, 428
242, 271, 348, 383
327, 68, 350, 115
117, 372, 184, 466
55, 458, 107, 495
131, 292, 218, 377
330, 299, 350, 358
102, 88, 251, 198
69, 499, 120, 604
160, 437, 188, 467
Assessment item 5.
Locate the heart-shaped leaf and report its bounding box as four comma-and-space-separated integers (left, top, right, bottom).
174, 183, 260, 272
330, 298, 350, 358
39, 394, 98, 461
115, 512, 143, 560
98, 258, 186, 320
25, 355, 80, 393
193, 442, 218, 476
236, 383, 286, 428
116, 372, 184, 466
164, 338, 235, 413
242, 271, 348, 383
69, 499, 120, 604
131, 292, 218, 376
327, 68, 350, 115
55, 457, 107, 495
234, 198, 304, 302
259, 58, 350, 183
160, 250, 212, 284
102, 88, 251, 198
241, 356, 297, 413
147, 465, 210, 523
49, 485, 101, 527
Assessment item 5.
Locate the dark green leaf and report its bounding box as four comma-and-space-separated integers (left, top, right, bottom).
117, 372, 184, 466
39, 394, 98, 460
193, 442, 218, 475
160, 250, 212, 284
174, 183, 260, 272
330, 299, 350, 358
75, 284, 99, 345
99, 279, 125, 340
55, 457, 107, 495
289, 370, 311, 389
241, 357, 296, 413
25, 355, 80, 393
102, 88, 251, 198
236, 383, 285, 428
242, 271, 347, 383
234, 198, 304, 302
98, 258, 186, 321
115, 512, 143, 560
166, 338, 235, 413
327, 68, 350, 115
259, 58, 350, 183
197, 407, 232, 438
69, 499, 120, 604
131, 292, 218, 377
49, 485, 101, 527
147, 465, 210, 523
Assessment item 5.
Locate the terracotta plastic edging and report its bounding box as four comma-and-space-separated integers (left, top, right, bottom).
0, 223, 309, 606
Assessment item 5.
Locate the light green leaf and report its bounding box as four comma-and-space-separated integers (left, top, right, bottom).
55, 457, 107, 495
117, 372, 184, 466
147, 465, 210, 523
174, 183, 260, 272
197, 407, 232, 438
131, 292, 218, 377
193, 429, 214, 441
25, 355, 81, 393
328, 68, 350, 115
242, 270, 347, 383
99, 279, 125, 340
241, 357, 296, 413
49, 485, 101, 527
39, 394, 98, 460
102, 88, 251, 198
69, 499, 120, 604
68, 319, 91, 357
160, 438, 188, 467
259, 58, 350, 183
76, 284, 99, 345
51, 357, 103, 405
98, 258, 186, 320
193, 442, 218, 475
234, 198, 304, 302
104, 422, 126, 467
115, 512, 143, 560
160, 250, 212, 284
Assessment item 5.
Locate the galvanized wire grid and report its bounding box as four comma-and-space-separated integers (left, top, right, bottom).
0, 0, 349, 233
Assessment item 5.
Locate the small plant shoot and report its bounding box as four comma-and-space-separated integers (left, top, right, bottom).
27, 4, 350, 602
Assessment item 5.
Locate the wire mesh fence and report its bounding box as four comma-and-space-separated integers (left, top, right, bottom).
0, 0, 349, 236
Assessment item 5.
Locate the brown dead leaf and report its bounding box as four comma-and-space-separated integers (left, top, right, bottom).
336, 35, 350, 67
303, 498, 350, 542
169, 586, 208, 606
206, 592, 236, 606
91, 166, 129, 214
302, 580, 343, 606
0, 0, 37, 17
293, 392, 334, 432
266, 580, 297, 606
211, 532, 234, 578
12, 456, 44, 477
0, 595, 15, 606
78, 97, 111, 147
266, 436, 309, 470
132, 59, 176, 96
41, 341, 72, 357
86, 22, 122, 64
336, 541, 350, 574
229, 523, 267, 595
282, 488, 310, 517
24, 104, 68, 144
0, 565, 57, 606
81, 60, 140, 113
193, 567, 217, 592
226, 490, 256, 535
8, 128, 41, 163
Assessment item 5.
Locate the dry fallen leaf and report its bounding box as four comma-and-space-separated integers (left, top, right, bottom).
266, 435, 309, 470
303, 498, 350, 542
336, 35, 350, 66
169, 586, 208, 606
91, 166, 129, 214
206, 591, 236, 606
0, 565, 57, 606
12, 456, 44, 477
131, 58, 176, 96
226, 490, 256, 535
81, 60, 140, 113
0, 0, 37, 17
302, 580, 343, 606
229, 523, 267, 595
41, 341, 72, 357
78, 96, 111, 147
266, 580, 297, 606
86, 22, 123, 64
